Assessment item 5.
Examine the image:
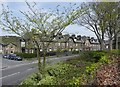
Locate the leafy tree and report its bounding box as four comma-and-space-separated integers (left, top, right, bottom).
75, 2, 120, 50
75, 3, 106, 50
96, 2, 120, 50
0, 2, 86, 74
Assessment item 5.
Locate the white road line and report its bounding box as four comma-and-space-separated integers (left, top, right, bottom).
1, 61, 38, 70
27, 68, 33, 71
0, 72, 20, 80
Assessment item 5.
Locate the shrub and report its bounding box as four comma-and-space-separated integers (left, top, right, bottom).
80, 51, 93, 59
20, 79, 36, 85
68, 77, 81, 85
110, 49, 120, 55
99, 55, 110, 64
46, 63, 72, 78
37, 75, 57, 85
80, 51, 106, 62
85, 63, 98, 75
80, 53, 111, 85
16, 53, 37, 58
20, 73, 41, 85
92, 51, 106, 62
72, 50, 79, 54
46, 51, 56, 56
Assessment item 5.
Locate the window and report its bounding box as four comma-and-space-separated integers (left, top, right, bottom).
67, 43, 68, 46
21, 42, 25, 47
49, 48, 52, 51
11, 51, 13, 53
76, 44, 78, 46
58, 43, 60, 46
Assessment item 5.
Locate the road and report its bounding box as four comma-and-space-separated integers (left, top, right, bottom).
0, 54, 79, 86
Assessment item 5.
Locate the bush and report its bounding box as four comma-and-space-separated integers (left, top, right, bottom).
92, 51, 106, 62
99, 55, 110, 64
21, 62, 75, 85
20, 73, 42, 85
80, 51, 106, 62
72, 50, 79, 54
110, 49, 120, 55
80, 54, 111, 85
80, 51, 92, 59
37, 75, 57, 85
46, 51, 56, 56
21, 78, 36, 85
68, 77, 81, 85
46, 63, 73, 78
85, 63, 98, 75
16, 53, 37, 58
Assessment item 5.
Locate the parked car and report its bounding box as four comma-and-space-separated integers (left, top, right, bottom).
3, 54, 22, 61
8, 54, 17, 60
3, 54, 7, 58
14, 56, 22, 61
3, 54, 10, 59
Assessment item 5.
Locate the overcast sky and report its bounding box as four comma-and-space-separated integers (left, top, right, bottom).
0, 1, 97, 38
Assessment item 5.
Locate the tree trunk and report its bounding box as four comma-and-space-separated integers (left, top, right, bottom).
28, 48, 30, 53
99, 40, 105, 51
109, 39, 113, 51
115, 35, 118, 50
37, 48, 42, 73
65, 42, 67, 51
43, 51, 46, 69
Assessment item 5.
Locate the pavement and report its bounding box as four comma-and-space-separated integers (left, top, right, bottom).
0, 54, 79, 86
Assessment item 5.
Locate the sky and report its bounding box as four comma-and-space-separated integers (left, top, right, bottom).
0, 0, 98, 38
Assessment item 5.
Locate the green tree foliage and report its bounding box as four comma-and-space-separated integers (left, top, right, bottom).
0, 2, 86, 74
75, 2, 120, 50
94, 2, 120, 50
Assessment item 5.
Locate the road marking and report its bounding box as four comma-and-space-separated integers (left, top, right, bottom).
0, 72, 20, 80
1, 61, 38, 70
27, 68, 33, 71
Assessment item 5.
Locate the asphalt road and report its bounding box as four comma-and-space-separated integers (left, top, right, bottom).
1, 54, 79, 86
2, 55, 37, 69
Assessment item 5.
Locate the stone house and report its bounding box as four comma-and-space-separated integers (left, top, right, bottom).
90, 37, 100, 51
3, 43, 17, 54
19, 34, 101, 53
1, 36, 21, 54
1, 34, 101, 54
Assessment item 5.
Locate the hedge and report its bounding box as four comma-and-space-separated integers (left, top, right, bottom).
16, 53, 37, 58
